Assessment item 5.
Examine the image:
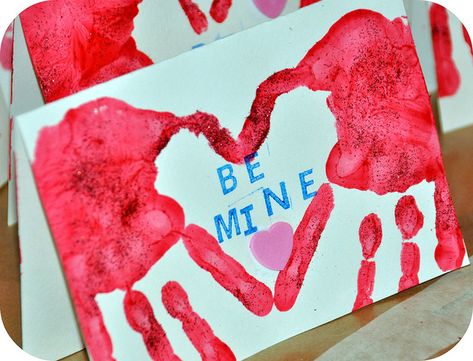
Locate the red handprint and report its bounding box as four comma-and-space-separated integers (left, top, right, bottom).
33, 10, 464, 360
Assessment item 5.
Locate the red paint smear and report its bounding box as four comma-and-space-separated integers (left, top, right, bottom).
162, 281, 236, 361
358, 214, 382, 260
398, 242, 420, 292
124, 289, 180, 361
183, 225, 273, 316
32, 10, 466, 359
20, 0, 153, 103
352, 260, 376, 311
274, 183, 334, 312
353, 214, 382, 311
210, 0, 233, 24
179, 0, 209, 34
430, 4, 461, 97
462, 25, 473, 56
300, 0, 320, 8
395, 195, 424, 240
0, 23, 13, 70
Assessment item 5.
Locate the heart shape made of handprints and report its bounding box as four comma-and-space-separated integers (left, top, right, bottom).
250, 222, 294, 271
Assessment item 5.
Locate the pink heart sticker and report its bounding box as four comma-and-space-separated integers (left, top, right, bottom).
250, 222, 294, 271
252, 0, 288, 19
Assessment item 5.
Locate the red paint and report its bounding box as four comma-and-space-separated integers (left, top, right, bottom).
179, 0, 209, 34
434, 177, 465, 271
395, 196, 424, 291
210, 0, 233, 24
124, 289, 180, 361
274, 184, 334, 312
398, 242, 420, 292
353, 214, 382, 311
20, 0, 153, 103
183, 225, 273, 316
300, 0, 320, 8
0, 23, 13, 70
353, 260, 376, 311
358, 214, 382, 260
430, 4, 461, 97
395, 196, 424, 241
33, 10, 465, 359
162, 281, 236, 360
463, 25, 473, 56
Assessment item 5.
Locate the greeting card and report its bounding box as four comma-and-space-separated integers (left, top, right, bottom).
18, 0, 310, 104
429, 3, 473, 132
16, 0, 468, 360
0, 23, 12, 187
403, 0, 437, 93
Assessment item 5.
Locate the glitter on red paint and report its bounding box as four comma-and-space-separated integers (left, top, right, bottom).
0, 23, 13, 70
296, 10, 464, 271
395, 195, 424, 290
33, 99, 187, 361
179, 0, 209, 34
358, 213, 382, 260
398, 242, 420, 292
124, 289, 181, 361
183, 225, 273, 316
353, 260, 376, 311
162, 281, 236, 361
463, 25, 473, 56
32, 10, 466, 360
210, 0, 233, 24
274, 183, 334, 312
353, 214, 382, 311
20, 0, 153, 103
300, 0, 320, 8
430, 4, 461, 97
395, 195, 424, 241
434, 177, 465, 271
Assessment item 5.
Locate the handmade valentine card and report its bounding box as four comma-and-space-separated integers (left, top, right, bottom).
429, 3, 473, 132
403, 0, 437, 93
18, 0, 305, 104
16, 0, 468, 360
0, 22, 12, 187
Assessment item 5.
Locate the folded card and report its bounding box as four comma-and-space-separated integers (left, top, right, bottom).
16, 0, 469, 360
19, 0, 305, 104
403, 0, 437, 93
0, 22, 12, 187
430, 3, 473, 132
